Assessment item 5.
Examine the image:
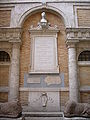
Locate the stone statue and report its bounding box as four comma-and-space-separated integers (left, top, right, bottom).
64, 100, 90, 118
0, 100, 22, 118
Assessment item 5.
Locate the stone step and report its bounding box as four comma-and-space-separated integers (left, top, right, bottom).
23, 112, 90, 120
64, 117, 90, 120
25, 117, 63, 120
25, 117, 90, 120
23, 112, 64, 120
0, 116, 89, 120
22, 112, 64, 117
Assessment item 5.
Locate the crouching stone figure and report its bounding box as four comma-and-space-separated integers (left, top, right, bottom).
0, 100, 22, 118
64, 100, 90, 118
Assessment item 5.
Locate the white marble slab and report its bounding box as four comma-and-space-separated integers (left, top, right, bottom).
28, 91, 60, 112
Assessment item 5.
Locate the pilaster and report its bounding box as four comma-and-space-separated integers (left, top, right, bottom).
67, 43, 79, 102
8, 43, 20, 101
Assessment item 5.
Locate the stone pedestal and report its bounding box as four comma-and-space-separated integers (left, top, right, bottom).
28, 89, 60, 112
68, 44, 79, 102
8, 43, 20, 101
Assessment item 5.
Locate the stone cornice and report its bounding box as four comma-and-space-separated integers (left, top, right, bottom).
0, 0, 90, 4
0, 27, 22, 43
66, 28, 90, 44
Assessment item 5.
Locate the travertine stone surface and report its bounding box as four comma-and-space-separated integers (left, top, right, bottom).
0, 101, 22, 118
68, 44, 79, 102
28, 91, 60, 112
9, 43, 20, 101
64, 100, 90, 118
45, 75, 61, 85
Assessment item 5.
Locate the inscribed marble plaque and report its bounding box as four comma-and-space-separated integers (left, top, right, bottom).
34, 36, 55, 71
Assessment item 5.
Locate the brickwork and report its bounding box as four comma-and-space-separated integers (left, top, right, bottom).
0, 65, 9, 87
60, 91, 69, 111
20, 11, 68, 87
80, 92, 90, 103
19, 91, 29, 106
0, 92, 8, 102
77, 9, 90, 27
0, 10, 11, 27
79, 66, 90, 86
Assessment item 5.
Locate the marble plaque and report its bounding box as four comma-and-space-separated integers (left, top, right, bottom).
27, 77, 40, 83
45, 75, 62, 85
34, 36, 56, 71
28, 91, 60, 112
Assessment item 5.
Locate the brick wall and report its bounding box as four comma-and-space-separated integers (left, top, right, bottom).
0, 65, 9, 102
77, 9, 90, 27
19, 91, 29, 105
80, 92, 90, 103
0, 65, 9, 87
0, 10, 11, 27
60, 91, 69, 111
79, 66, 90, 86
0, 92, 8, 102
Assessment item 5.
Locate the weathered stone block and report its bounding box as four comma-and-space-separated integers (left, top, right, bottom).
64, 100, 90, 118
0, 101, 22, 118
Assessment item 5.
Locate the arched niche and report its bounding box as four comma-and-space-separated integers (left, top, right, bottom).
19, 6, 69, 110
20, 7, 68, 85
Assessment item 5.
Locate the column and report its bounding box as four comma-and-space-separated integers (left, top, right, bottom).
8, 43, 20, 101
68, 43, 79, 102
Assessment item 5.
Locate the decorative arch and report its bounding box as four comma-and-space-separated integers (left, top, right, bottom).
78, 50, 90, 61
18, 5, 68, 27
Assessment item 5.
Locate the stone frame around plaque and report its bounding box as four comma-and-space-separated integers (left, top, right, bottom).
29, 12, 60, 74
29, 30, 59, 74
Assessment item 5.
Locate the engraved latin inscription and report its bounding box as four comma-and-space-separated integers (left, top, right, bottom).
34, 36, 55, 71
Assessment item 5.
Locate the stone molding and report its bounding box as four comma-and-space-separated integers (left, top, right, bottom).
19, 87, 90, 92
78, 61, 90, 66
0, 86, 90, 93
66, 28, 90, 45
0, 28, 22, 43
0, 0, 90, 4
